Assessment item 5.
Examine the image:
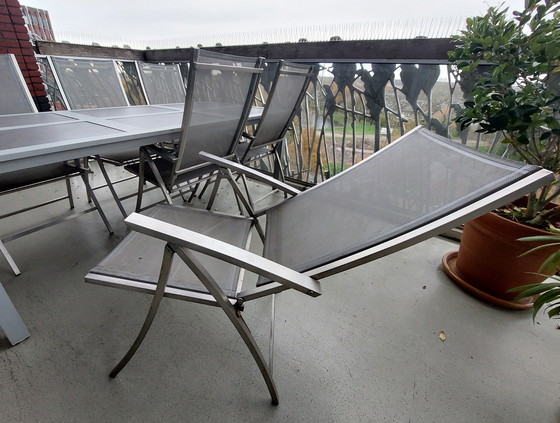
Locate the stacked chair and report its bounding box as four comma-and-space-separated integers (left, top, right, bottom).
124, 49, 264, 212
235, 60, 316, 180
195, 59, 315, 206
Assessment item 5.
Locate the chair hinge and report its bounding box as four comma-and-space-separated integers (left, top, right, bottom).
234, 298, 245, 316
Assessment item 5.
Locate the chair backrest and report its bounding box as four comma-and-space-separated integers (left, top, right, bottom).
172, 49, 263, 179
262, 127, 554, 279
137, 62, 186, 105
248, 61, 315, 151
0, 54, 37, 115
49, 56, 128, 109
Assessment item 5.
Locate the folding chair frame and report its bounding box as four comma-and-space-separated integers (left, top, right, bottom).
86, 127, 555, 406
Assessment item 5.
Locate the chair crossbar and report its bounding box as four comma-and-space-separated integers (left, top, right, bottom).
85, 271, 223, 307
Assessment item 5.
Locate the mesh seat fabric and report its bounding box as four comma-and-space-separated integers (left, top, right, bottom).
90, 205, 253, 298
138, 62, 185, 105
0, 55, 36, 114
50, 56, 128, 109
263, 127, 541, 273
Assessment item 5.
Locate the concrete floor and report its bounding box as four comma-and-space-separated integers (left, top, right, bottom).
1, 164, 559, 423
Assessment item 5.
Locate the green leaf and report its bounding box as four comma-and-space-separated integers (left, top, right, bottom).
546, 304, 560, 319
510, 282, 560, 297
532, 289, 560, 320
539, 250, 560, 273
490, 92, 504, 101
518, 242, 560, 256
518, 235, 560, 242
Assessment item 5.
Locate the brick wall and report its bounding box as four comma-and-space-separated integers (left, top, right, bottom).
0, 0, 50, 111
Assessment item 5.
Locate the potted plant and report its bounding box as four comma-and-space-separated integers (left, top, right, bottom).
442, 0, 560, 308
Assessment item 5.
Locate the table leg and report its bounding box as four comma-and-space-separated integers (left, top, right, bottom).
0, 239, 20, 275
0, 282, 29, 346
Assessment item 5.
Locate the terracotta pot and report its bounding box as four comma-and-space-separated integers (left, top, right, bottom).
443, 211, 557, 308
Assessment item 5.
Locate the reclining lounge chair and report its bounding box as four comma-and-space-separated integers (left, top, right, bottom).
85, 126, 554, 404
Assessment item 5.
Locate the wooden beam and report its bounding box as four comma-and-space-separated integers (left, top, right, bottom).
35, 41, 145, 60
145, 38, 456, 64
35, 38, 457, 64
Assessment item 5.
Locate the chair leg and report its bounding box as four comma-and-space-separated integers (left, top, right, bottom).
83, 157, 93, 204
206, 174, 222, 211
145, 155, 173, 207
94, 155, 127, 219
197, 177, 213, 200
0, 239, 20, 276
187, 187, 197, 203
64, 176, 75, 209
75, 160, 113, 234
174, 245, 279, 405
221, 170, 266, 241
239, 174, 255, 210
272, 149, 286, 182
177, 188, 188, 202
135, 151, 147, 212
269, 294, 276, 375
109, 244, 175, 378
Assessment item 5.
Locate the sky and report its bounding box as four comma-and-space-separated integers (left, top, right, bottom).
20, 0, 527, 48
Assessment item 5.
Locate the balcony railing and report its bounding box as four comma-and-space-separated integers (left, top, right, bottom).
33, 39, 506, 186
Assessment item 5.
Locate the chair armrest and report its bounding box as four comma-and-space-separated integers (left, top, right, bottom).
125, 212, 321, 297
199, 151, 301, 196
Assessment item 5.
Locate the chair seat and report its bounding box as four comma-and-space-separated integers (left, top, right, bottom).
125, 158, 219, 191
89, 204, 253, 298
0, 162, 83, 192
236, 141, 272, 163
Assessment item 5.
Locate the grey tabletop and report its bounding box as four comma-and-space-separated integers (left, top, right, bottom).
0, 104, 262, 174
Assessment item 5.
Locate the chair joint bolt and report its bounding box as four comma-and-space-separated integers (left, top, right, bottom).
234, 298, 245, 315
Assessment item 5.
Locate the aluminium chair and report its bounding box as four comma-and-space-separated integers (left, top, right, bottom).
85, 126, 554, 405
124, 49, 264, 212
0, 53, 113, 277
137, 62, 186, 105
88, 60, 187, 217
49, 55, 140, 217
49, 56, 129, 109
235, 60, 316, 181
50, 56, 170, 218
